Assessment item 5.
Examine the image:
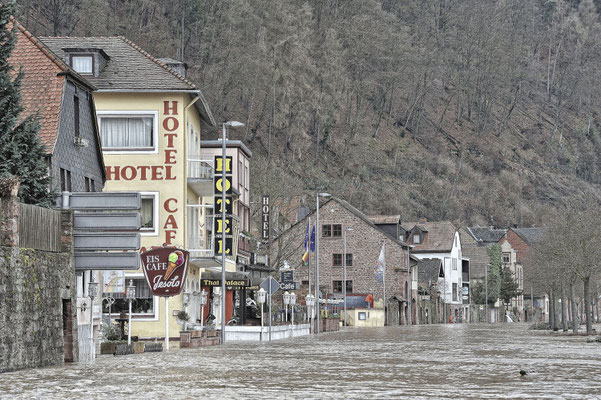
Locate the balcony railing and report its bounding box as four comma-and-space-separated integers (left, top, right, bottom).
186, 204, 213, 259
187, 158, 213, 180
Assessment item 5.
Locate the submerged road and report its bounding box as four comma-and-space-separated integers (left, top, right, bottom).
1, 323, 600, 399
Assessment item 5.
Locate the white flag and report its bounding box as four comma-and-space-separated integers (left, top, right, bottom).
378, 243, 385, 266
374, 243, 385, 286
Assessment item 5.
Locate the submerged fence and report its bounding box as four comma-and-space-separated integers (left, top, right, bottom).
18, 203, 62, 251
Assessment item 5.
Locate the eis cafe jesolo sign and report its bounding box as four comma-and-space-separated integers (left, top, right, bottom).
141, 247, 190, 297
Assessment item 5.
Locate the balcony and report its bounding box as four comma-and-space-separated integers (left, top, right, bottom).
186, 204, 240, 268
187, 157, 213, 196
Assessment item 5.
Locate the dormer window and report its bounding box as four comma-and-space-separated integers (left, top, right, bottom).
70, 55, 93, 74
413, 234, 421, 244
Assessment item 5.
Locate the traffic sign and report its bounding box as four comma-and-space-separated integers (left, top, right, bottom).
260, 276, 280, 295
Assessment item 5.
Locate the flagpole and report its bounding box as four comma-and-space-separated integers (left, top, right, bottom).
307, 217, 311, 324
383, 242, 386, 326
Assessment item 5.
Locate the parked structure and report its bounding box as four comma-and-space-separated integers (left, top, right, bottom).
500, 227, 547, 322
40, 35, 256, 340
271, 197, 414, 326
402, 220, 469, 322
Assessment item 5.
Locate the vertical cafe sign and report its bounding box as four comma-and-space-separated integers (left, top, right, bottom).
141, 247, 190, 296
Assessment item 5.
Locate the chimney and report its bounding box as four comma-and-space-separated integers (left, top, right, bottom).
418, 217, 427, 224
158, 58, 188, 78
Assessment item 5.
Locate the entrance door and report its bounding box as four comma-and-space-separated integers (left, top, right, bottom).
62, 299, 74, 362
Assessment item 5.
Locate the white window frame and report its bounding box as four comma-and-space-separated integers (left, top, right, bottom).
97, 110, 159, 154
103, 273, 159, 321
413, 234, 421, 244
139, 192, 159, 236
71, 55, 93, 74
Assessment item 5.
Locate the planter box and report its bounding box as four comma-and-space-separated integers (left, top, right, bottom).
144, 342, 163, 352
101, 341, 126, 355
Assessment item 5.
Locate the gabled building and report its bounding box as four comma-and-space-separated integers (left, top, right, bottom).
40, 36, 251, 340
402, 219, 469, 322
500, 227, 547, 322
272, 198, 415, 326
9, 20, 106, 194
416, 258, 444, 324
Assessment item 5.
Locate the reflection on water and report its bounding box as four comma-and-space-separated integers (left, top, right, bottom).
1, 324, 600, 399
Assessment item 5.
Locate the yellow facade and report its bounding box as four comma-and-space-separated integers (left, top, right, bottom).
95, 92, 211, 339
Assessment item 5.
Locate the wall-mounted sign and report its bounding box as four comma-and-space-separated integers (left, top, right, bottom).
214, 176, 232, 195
103, 270, 125, 294
201, 278, 248, 288
214, 196, 233, 214
141, 247, 189, 297
214, 237, 233, 255
261, 195, 270, 240
281, 270, 294, 283
215, 216, 233, 234
214, 155, 232, 174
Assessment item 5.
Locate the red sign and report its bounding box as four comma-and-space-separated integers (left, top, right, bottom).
141, 247, 189, 297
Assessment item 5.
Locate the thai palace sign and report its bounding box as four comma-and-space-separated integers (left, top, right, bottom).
141, 247, 189, 297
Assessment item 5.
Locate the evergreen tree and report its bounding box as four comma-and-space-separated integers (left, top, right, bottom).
499, 266, 520, 308
0, 1, 53, 206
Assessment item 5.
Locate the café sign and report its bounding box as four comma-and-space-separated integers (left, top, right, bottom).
141, 247, 189, 297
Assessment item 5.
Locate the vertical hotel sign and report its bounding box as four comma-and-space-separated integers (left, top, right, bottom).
214, 155, 233, 256
262, 195, 270, 241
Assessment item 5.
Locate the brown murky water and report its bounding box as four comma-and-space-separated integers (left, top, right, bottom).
1, 323, 600, 399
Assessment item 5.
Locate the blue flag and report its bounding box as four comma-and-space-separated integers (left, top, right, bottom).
310, 225, 316, 252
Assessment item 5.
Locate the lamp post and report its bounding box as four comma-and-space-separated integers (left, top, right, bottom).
290, 292, 296, 326
485, 263, 489, 323
257, 288, 266, 341
182, 290, 190, 332
88, 274, 98, 358
283, 291, 291, 323
221, 120, 244, 346
126, 279, 135, 346
315, 192, 330, 334
306, 294, 314, 334
199, 289, 207, 331
343, 227, 353, 327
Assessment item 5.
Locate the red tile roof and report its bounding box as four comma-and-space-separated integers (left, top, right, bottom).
8, 19, 70, 153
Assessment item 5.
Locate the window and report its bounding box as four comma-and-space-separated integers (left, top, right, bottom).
452, 258, 457, 271
322, 224, 332, 237
84, 177, 92, 192
71, 55, 93, 74
452, 283, 458, 302
333, 280, 352, 293
413, 234, 421, 244
102, 278, 155, 316
98, 112, 158, 152
333, 253, 342, 266
503, 253, 511, 263
239, 160, 244, 185
333, 224, 342, 237
60, 168, 71, 192
74, 95, 80, 137
140, 193, 159, 235
345, 253, 353, 267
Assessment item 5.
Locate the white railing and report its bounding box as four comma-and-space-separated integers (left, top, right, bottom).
186, 204, 213, 258
187, 157, 213, 179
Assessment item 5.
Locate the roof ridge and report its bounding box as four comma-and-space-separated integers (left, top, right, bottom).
11, 17, 69, 73
117, 36, 197, 89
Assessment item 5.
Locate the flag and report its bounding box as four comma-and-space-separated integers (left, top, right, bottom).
302, 219, 310, 265
374, 243, 385, 285
309, 225, 316, 252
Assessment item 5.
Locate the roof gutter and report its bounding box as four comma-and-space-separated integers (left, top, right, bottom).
96, 89, 216, 127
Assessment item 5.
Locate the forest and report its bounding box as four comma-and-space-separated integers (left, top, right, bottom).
14, 0, 601, 227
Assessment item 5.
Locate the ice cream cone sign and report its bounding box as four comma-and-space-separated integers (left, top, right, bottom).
141, 247, 190, 297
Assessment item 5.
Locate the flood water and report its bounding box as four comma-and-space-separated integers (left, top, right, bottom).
1, 323, 600, 399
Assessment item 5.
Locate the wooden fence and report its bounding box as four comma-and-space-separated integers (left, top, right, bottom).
18, 203, 62, 252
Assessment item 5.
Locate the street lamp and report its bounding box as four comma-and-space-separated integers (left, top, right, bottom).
221, 120, 244, 346
283, 291, 291, 323
306, 294, 315, 334
182, 290, 191, 332
257, 288, 266, 341
126, 280, 136, 346
343, 227, 353, 327
88, 274, 98, 357
315, 192, 331, 334
290, 292, 296, 326
199, 289, 208, 331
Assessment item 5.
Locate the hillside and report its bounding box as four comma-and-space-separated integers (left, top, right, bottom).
16, 0, 601, 227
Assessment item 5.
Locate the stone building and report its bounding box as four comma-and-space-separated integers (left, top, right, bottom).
271, 197, 414, 326
0, 178, 78, 372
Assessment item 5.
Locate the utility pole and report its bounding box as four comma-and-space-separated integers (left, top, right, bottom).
485, 263, 489, 323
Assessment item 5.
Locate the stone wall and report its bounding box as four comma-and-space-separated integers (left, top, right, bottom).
0, 178, 78, 373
